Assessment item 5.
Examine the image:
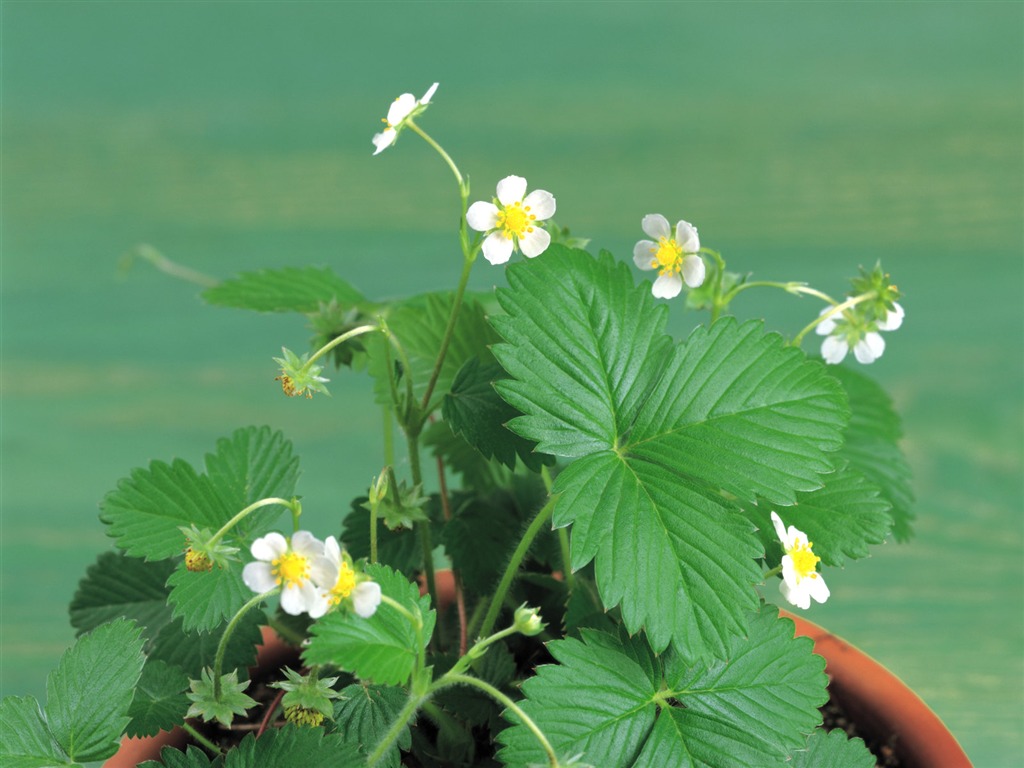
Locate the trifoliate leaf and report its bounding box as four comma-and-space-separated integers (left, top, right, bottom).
126, 660, 190, 737
332, 684, 411, 768
790, 728, 876, 768
304, 564, 436, 687
70, 550, 176, 640
201, 266, 364, 313
499, 606, 826, 768
166, 559, 252, 632
100, 427, 298, 561
443, 355, 553, 472
828, 365, 915, 540
44, 618, 146, 763
203, 426, 300, 539
186, 668, 256, 728
744, 462, 892, 567
491, 247, 848, 660
0, 695, 68, 768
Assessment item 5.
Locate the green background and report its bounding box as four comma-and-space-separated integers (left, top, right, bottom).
2, 1, 1021, 764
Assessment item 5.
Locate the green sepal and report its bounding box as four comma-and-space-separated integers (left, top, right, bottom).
185, 668, 256, 728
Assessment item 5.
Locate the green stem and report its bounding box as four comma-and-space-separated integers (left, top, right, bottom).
207, 497, 295, 549
406, 120, 463, 189
214, 589, 277, 699
541, 466, 575, 592
419, 254, 475, 418
405, 431, 438, 619
366, 691, 426, 767
181, 720, 222, 756
120, 243, 219, 288
436, 673, 559, 768
479, 497, 556, 639
764, 564, 783, 578
304, 324, 379, 369
792, 290, 878, 346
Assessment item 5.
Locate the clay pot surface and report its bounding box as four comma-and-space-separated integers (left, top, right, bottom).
785, 610, 972, 768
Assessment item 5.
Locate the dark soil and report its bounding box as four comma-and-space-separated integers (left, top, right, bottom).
820, 690, 901, 768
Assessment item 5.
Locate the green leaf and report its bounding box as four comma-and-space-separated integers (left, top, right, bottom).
790, 728, 876, 768
499, 606, 826, 768
442, 355, 553, 472
491, 247, 848, 659
224, 726, 361, 767
441, 492, 525, 593
332, 684, 411, 768
203, 426, 300, 538
304, 564, 436, 687
139, 744, 217, 768
148, 611, 263, 679
0, 696, 68, 768
828, 366, 915, 540
744, 462, 893, 567
423, 420, 510, 493
166, 560, 253, 632
100, 427, 299, 561
70, 551, 177, 640
202, 266, 364, 313
44, 618, 146, 763
126, 660, 190, 738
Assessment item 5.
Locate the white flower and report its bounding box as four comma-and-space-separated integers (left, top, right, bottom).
876, 302, 905, 331
816, 308, 888, 365
770, 512, 829, 610
310, 536, 382, 618
372, 82, 439, 155
632, 214, 706, 299
242, 531, 329, 618
466, 175, 557, 265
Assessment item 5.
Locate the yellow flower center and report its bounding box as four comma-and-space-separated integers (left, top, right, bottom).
496, 201, 537, 240
787, 538, 821, 581
650, 237, 683, 276
272, 551, 311, 587
184, 548, 212, 572
330, 562, 357, 605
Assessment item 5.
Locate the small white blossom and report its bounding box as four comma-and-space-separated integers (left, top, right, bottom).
310, 536, 382, 618
466, 175, 557, 265
876, 302, 905, 331
372, 82, 439, 155
816, 308, 888, 365
632, 214, 706, 299
770, 512, 829, 610
243, 531, 329, 618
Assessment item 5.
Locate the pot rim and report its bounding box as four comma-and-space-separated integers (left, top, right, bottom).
783, 609, 972, 768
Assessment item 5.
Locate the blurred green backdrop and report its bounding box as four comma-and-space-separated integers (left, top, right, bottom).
2, 1, 1021, 764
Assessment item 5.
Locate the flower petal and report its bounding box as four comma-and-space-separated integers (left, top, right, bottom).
466, 201, 499, 232
815, 308, 837, 336
372, 129, 397, 156
304, 585, 331, 619
633, 240, 658, 270
352, 581, 382, 618
291, 530, 324, 559
386, 93, 417, 125
878, 302, 904, 331
681, 254, 706, 288
419, 82, 439, 105
242, 562, 277, 593
496, 175, 528, 206
482, 231, 515, 265
780, 578, 811, 610
279, 583, 306, 616
519, 226, 551, 258
807, 573, 830, 604
770, 511, 788, 545
251, 532, 288, 562
651, 272, 683, 299
641, 213, 671, 241
675, 220, 700, 253
854, 332, 885, 364
820, 335, 848, 364
523, 189, 556, 220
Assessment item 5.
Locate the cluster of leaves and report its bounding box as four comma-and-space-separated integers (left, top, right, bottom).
1, 244, 909, 767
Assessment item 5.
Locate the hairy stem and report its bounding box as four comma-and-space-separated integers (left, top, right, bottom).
213, 589, 276, 699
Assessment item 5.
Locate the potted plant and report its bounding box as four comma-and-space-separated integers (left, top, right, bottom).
0, 83, 953, 768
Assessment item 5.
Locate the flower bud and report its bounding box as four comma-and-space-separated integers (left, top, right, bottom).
513, 604, 546, 637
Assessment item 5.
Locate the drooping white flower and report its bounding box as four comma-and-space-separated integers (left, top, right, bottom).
242, 531, 329, 618
466, 175, 557, 265
632, 214, 706, 299
816, 308, 888, 365
372, 82, 439, 156
310, 536, 382, 618
770, 512, 829, 610
876, 302, 905, 331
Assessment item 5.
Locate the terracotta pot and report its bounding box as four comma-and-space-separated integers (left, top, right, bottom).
109, 612, 971, 767
784, 610, 972, 768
